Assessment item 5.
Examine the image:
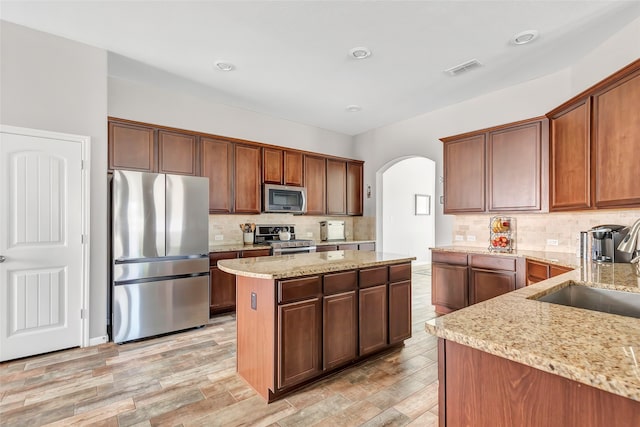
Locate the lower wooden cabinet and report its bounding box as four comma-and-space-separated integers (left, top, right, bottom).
389, 280, 412, 344
277, 298, 322, 389
316, 245, 337, 252
323, 291, 357, 370
432, 263, 468, 314
469, 268, 515, 305
338, 243, 358, 250
527, 259, 574, 285
209, 251, 238, 315
359, 285, 388, 356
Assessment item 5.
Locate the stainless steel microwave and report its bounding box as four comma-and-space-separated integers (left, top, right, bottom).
263, 184, 307, 213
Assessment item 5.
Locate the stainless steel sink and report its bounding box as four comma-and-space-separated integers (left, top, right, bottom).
534, 284, 640, 319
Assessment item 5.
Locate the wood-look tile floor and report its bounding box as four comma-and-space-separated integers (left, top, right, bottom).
1, 265, 438, 427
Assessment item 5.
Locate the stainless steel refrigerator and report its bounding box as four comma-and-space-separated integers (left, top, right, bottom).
111, 170, 210, 343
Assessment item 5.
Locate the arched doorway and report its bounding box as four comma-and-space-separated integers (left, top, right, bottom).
376, 156, 436, 264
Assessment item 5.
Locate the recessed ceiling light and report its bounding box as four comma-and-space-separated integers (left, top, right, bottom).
511, 30, 539, 45
346, 105, 362, 112
349, 47, 372, 60
215, 61, 235, 71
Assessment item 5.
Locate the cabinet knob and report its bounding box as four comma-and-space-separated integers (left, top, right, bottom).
0, 255, 5, 263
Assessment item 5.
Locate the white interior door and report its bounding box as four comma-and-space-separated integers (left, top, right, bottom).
0, 128, 85, 361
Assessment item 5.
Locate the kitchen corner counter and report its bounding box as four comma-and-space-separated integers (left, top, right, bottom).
208, 243, 270, 253
218, 250, 415, 279
314, 239, 375, 246
426, 261, 640, 402
431, 245, 580, 268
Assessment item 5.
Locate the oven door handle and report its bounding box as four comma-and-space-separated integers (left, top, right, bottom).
273, 246, 317, 254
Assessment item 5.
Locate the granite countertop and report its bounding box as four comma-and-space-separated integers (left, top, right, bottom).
425, 260, 640, 402
218, 250, 414, 279
209, 239, 375, 253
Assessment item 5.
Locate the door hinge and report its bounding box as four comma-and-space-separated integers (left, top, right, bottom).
81, 308, 88, 319
81, 160, 86, 170
81, 234, 87, 244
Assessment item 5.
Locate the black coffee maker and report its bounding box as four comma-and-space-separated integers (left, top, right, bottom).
590, 224, 631, 263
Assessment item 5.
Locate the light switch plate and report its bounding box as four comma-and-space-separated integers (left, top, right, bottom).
455, 235, 464, 241
214, 235, 223, 241
547, 239, 559, 246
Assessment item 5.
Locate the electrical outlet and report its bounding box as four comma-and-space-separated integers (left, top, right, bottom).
306, 232, 313, 237
466, 235, 476, 242
547, 239, 559, 246
455, 235, 464, 241
214, 235, 223, 241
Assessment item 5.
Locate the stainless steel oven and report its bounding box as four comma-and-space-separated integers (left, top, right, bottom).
254, 224, 316, 255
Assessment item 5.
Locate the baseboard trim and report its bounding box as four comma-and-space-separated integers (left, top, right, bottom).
89, 335, 109, 346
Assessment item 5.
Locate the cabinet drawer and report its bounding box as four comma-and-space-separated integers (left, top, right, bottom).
389, 263, 411, 282
242, 248, 272, 258
526, 260, 549, 282
338, 244, 358, 250
317, 245, 338, 252
324, 270, 357, 295
550, 265, 573, 277
470, 254, 516, 271
278, 276, 322, 304
358, 243, 375, 252
432, 251, 468, 266
209, 251, 238, 266
359, 266, 388, 288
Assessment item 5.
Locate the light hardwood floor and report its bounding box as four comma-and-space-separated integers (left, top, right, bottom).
1, 265, 438, 426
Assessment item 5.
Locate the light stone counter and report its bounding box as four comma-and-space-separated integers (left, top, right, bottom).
218, 250, 415, 280
432, 245, 580, 268
425, 260, 640, 402
209, 240, 375, 253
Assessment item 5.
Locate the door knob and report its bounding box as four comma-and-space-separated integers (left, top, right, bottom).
0, 255, 5, 263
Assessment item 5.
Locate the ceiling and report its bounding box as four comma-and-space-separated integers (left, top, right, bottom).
1, 1, 639, 135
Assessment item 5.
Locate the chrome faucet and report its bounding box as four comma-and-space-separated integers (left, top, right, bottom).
618, 218, 640, 259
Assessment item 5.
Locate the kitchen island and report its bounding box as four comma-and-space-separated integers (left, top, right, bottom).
219, 250, 415, 402
426, 260, 640, 426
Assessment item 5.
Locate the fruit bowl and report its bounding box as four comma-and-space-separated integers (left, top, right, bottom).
489, 216, 515, 252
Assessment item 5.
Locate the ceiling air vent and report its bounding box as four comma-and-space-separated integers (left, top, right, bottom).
444, 59, 482, 76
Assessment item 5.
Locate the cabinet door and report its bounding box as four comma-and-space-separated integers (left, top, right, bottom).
304, 155, 326, 215
209, 266, 236, 314
443, 135, 485, 213
469, 268, 515, 305
526, 259, 549, 285
201, 137, 233, 213
488, 120, 544, 211
549, 100, 591, 210
347, 162, 363, 216
234, 144, 261, 213
432, 263, 468, 313
263, 147, 283, 184
316, 245, 337, 252
389, 280, 412, 344
284, 151, 304, 187
323, 291, 357, 370
108, 121, 156, 172
359, 284, 388, 356
158, 130, 198, 176
277, 298, 322, 389
593, 69, 640, 207
327, 159, 347, 215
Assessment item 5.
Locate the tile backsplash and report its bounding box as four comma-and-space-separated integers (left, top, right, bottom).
452, 209, 640, 254
209, 214, 375, 246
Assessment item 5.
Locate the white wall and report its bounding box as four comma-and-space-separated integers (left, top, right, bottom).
108, 76, 354, 159
0, 21, 108, 340
381, 157, 435, 263
354, 15, 640, 248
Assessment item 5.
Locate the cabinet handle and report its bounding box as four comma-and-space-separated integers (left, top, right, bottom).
0, 255, 5, 263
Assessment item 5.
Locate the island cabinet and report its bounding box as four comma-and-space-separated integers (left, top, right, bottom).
233, 261, 412, 402
438, 339, 640, 427
441, 117, 548, 213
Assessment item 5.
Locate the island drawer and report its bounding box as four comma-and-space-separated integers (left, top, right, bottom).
323, 270, 357, 295
432, 251, 467, 266
470, 254, 516, 271
278, 276, 322, 303
389, 263, 411, 282
359, 266, 388, 288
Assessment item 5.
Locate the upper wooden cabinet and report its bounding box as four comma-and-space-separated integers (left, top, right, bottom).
442, 134, 486, 213
327, 159, 347, 215
347, 162, 363, 216
108, 121, 156, 172
549, 99, 591, 211
304, 155, 327, 215
234, 144, 261, 214
201, 137, 233, 213
158, 130, 198, 176
442, 118, 547, 213
488, 119, 547, 212
593, 68, 640, 208
263, 148, 304, 186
